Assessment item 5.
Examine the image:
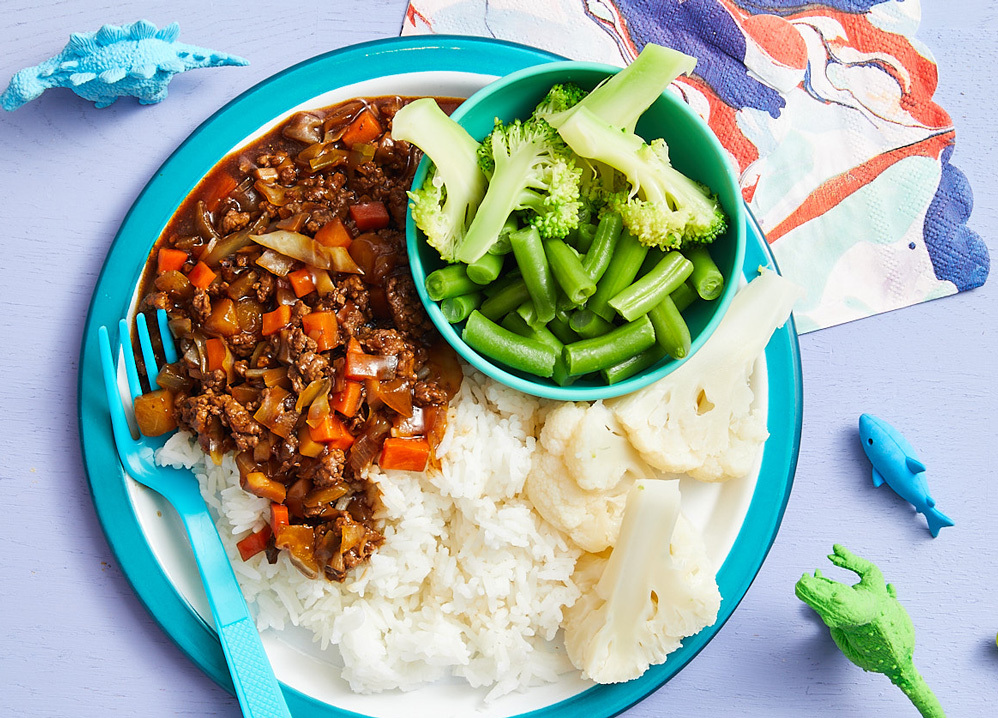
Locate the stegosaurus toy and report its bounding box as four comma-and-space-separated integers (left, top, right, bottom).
796, 545, 944, 718
1, 20, 247, 110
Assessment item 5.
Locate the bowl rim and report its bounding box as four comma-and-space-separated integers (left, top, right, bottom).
406, 59, 747, 400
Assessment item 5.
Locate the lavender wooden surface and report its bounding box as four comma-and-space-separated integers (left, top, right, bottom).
1, 1, 994, 716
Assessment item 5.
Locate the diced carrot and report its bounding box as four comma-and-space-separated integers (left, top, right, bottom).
133, 389, 177, 437
309, 414, 355, 450
261, 305, 292, 336
298, 423, 325, 458
341, 110, 382, 148
243, 471, 287, 503
270, 503, 290, 534
379, 437, 430, 472
302, 311, 338, 352
330, 380, 363, 418
157, 247, 188, 274
347, 336, 364, 355
236, 525, 272, 561
202, 170, 238, 214
314, 218, 353, 248
288, 268, 316, 298
345, 352, 397, 380
188, 261, 217, 290
349, 201, 390, 231
205, 337, 227, 372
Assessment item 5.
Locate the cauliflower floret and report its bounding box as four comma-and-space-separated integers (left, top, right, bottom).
563, 480, 720, 684
607, 269, 801, 482
526, 450, 631, 553
527, 401, 658, 551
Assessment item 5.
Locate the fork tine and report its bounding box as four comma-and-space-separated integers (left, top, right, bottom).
136, 313, 160, 389
118, 319, 143, 402
157, 308, 178, 364
99, 326, 136, 449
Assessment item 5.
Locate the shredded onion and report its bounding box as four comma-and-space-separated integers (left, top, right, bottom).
250, 230, 362, 274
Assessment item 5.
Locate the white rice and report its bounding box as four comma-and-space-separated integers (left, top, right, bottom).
156, 368, 581, 700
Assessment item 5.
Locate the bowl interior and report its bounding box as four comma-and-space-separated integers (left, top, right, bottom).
407, 61, 745, 400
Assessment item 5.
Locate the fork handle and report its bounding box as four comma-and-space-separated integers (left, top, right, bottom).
184, 509, 292, 718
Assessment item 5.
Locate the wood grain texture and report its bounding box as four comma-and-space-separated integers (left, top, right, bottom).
1, 1, 994, 716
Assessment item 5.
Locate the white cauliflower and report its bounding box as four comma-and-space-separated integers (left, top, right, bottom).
563, 480, 720, 684
526, 401, 658, 552
608, 269, 801, 482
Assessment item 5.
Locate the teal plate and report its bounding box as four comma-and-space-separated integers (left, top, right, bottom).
78, 36, 802, 718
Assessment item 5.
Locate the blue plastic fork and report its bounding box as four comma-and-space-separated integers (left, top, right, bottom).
98, 309, 292, 718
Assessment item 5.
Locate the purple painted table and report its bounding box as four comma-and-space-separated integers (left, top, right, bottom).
1, 1, 994, 715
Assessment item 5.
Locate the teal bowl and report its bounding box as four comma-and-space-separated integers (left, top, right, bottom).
406, 60, 746, 400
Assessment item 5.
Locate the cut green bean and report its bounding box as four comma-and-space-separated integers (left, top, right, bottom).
440, 292, 482, 324
569, 308, 615, 339
509, 226, 557, 324
671, 281, 698, 312
480, 278, 530, 321
573, 222, 598, 254
515, 300, 547, 330
639, 246, 668, 276
548, 315, 579, 345
587, 231, 649, 321
487, 217, 519, 255
648, 295, 691, 359
608, 251, 694, 322
425, 264, 479, 301
462, 310, 557, 378
546, 239, 596, 305
501, 312, 574, 386
563, 315, 656, 375
582, 212, 623, 283
482, 269, 522, 298
686, 245, 724, 300
467, 251, 505, 285
602, 345, 667, 384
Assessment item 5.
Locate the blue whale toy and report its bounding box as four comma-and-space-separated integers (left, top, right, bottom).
858, 414, 954, 537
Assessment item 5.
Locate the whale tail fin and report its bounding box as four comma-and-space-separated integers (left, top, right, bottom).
924, 506, 954, 538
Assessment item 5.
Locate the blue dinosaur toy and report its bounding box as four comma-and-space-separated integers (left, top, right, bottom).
1, 20, 247, 111
858, 414, 954, 537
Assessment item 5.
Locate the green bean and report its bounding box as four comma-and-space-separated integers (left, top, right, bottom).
515, 301, 547, 330
501, 313, 574, 386
482, 269, 522, 297
686, 245, 724, 300
480, 278, 530, 321
639, 246, 667, 276
547, 315, 579, 345
509, 226, 557, 324
546, 239, 596, 305
671, 281, 698, 312
648, 295, 691, 359
608, 251, 694, 322
425, 264, 479, 301
487, 216, 519, 256
587, 231, 649, 321
563, 315, 656, 375
602, 345, 667, 384
462, 311, 557, 378
573, 222, 598, 254
440, 292, 482, 324
569, 308, 615, 339
467, 251, 505, 285
582, 212, 623, 283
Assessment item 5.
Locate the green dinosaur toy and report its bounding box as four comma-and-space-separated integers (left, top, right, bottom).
795, 545, 944, 718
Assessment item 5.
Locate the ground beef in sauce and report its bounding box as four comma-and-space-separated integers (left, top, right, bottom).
134, 95, 463, 582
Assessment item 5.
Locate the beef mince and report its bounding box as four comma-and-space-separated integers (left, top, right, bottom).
135, 95, 463, 582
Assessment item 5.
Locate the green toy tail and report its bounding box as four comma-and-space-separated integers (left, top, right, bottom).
893, 664, 945, 718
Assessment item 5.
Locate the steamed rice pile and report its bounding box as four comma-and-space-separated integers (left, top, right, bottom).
157, 368, 582, 699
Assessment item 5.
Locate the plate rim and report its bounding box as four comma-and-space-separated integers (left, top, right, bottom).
76, 34, 803, 718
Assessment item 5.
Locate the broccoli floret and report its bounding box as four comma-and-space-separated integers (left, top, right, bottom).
532, 82, 589, 120
390, 98, 487, 263
459, 117, 582, 263
546, 44, 697, 133
558, 107, 727, 249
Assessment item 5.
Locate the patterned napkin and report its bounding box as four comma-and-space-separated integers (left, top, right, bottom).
401, 0, 988, 332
